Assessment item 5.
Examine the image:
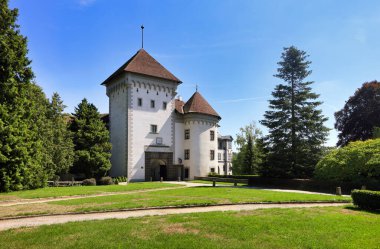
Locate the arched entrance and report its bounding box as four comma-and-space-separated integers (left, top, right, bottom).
150, 159, 167, 181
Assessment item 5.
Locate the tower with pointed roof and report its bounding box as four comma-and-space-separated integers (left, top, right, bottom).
102, 49, 232, 181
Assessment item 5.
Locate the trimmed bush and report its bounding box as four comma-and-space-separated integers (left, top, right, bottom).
315, 139, 380, 186
82, 178, 96, 186
351, 190, 380, 210
98, 177, 114, 185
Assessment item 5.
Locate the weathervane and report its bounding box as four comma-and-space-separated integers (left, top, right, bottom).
195, 84, 198, 92
141, 25, 144, 48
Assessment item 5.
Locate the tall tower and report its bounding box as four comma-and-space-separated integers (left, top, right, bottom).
101, 49, 181, 181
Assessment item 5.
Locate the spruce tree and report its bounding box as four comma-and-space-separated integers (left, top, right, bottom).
260, 46, 329, 178
242, 135, 254, 175
0, 1, 49, 191
70, 99, 111, 178
43, 93, 75, 179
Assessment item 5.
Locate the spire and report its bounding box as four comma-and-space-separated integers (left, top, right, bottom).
195, 84, 198, 92
141, 25, 144, 48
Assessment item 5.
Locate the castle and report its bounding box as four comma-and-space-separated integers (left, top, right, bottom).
102, 48, 232, 181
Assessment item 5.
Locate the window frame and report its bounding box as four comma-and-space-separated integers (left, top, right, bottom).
210, 130, 215, 141
138, 98, 142, 107
150, 100, 155, 108
163, 101, 167, 110
184, 129, 190, 140
150, 124, 158, 134
210, 150, 215, 160
184, 149, 190, 160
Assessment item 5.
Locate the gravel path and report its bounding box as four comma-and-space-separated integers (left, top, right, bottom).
0, 202, 347, 231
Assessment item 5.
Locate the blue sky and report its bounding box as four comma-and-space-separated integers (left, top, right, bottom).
10, 0, 380, 147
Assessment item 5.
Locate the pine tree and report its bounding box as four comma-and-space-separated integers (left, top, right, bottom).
43, 93, 75, 179
260, 46, 329, 178
0, 1, 49, 191
242, 135, 254, 174
70, 99, 111, 178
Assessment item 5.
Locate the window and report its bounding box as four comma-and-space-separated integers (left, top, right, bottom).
218, 141, 223, 149
150, 125, 157, 133
210, 150, 215, 160
184, 149, 190, 160
218, 153, 221, 161
210, 130, 215, 141
156, 137, 163, 145
184, 129, 190, 140
210, 168, 215, 173
138, 98, 142, 107
150, 100, 155, 108
163, 102, 167, 110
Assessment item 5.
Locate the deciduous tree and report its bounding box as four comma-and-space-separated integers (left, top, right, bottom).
335, 81, 380, 146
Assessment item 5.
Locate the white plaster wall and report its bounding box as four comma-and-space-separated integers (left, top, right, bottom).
128, 74, 177, 181
107, 77, 128, 177
183, 114, 219, 179
174, 120, 184, 164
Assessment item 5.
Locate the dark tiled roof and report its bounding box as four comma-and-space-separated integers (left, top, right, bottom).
183, 91, 220, 119
102, 49, 181, 85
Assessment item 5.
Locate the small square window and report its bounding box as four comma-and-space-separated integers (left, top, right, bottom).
184, 149, 190, 160
150, 125, 157, 133
163, 102, 167, 110
210, 168, 215, 173
156, 137, 163, 145
210, 131, 215, 141
184, 129, 190, 140
151, 100, 155, 108
138, 98, 142, 107
210, 150, 215, 160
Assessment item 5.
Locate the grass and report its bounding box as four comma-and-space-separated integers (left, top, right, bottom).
0, 182, 180, 201
0, 186, 350, 218
189, 180, 247, 186
0, 206, 379, 248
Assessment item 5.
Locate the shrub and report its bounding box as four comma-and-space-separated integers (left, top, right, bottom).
315, 139, 380, 185
351, 190, 380, 210
82, 178, 96, 186
98, 176, 114, 185
114, 178, 119, 185
208, 172, 218, 177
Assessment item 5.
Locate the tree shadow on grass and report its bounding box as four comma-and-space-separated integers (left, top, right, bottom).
344, 206, 380, 215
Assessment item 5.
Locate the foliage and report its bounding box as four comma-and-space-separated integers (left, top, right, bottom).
260, 46, 329, 178
0, 1, 50, 191
232, 122, 264, 175
69, 99, 111, 178
315, 139, 380, 185
82, 178, 97, 186
335, 81, 380, 146
42, 93, 75, 179
351, 190, 380, 210
98, 176, 114, 185
373, 127, 380, 139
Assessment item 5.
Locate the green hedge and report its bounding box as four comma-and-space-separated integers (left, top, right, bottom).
315, 139, 380, 185
351, 190, 380, 210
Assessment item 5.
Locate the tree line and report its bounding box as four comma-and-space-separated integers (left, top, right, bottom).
233, 46, 380, 179
0, 2, 111, 192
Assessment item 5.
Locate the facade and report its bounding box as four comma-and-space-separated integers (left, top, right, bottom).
102, 48, 232, 181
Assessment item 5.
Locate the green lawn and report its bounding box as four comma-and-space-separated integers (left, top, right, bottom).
51, 187, 350, 213
189, 180, 247, 186
1, 206, 378, 249
0, 182, 180, 201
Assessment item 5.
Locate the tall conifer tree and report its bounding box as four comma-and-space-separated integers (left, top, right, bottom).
0, 0, 49, 191
70, 99, 111, 178
260, 46, 329, 178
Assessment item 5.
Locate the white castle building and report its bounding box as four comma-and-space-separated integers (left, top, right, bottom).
102, 48, 232, 181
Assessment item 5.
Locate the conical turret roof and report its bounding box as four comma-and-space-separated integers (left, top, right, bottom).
183, 91, 220, 119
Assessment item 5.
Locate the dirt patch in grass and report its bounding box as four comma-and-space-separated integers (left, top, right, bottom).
0, 203, 77, 218
162, 223, 200, 235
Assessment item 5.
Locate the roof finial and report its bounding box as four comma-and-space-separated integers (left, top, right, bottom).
141, 25, 144, 48
195, 84, 198, 92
